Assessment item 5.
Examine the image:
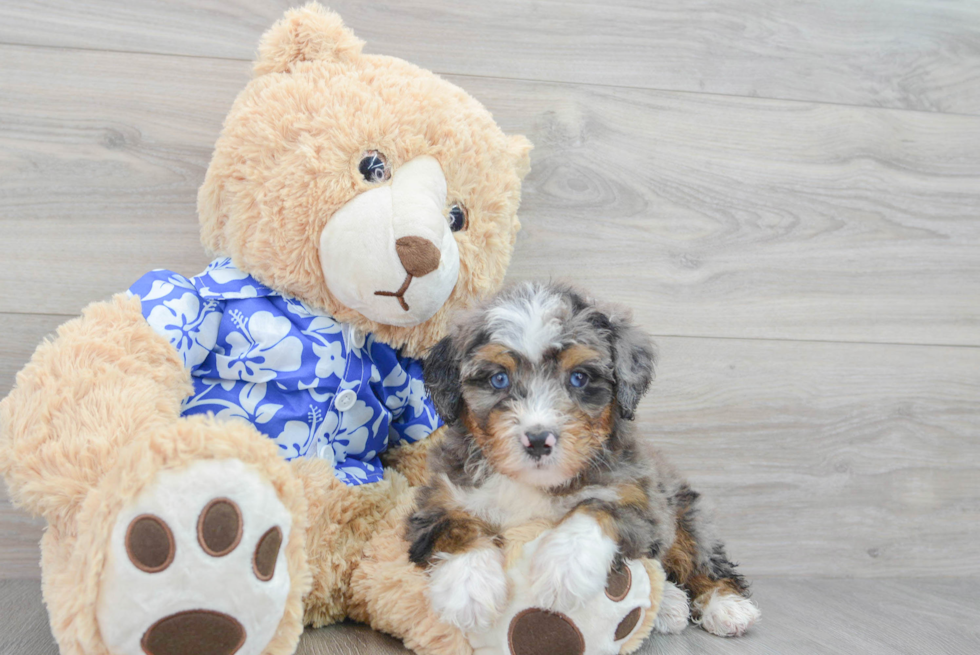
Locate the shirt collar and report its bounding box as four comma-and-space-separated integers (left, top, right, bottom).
192, 258, 278, 299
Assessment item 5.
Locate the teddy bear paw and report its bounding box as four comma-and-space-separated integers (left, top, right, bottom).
427, 548, 510, 632
529, 513, 618, 612
96, 459, 292, 655
469, 556, 656, 655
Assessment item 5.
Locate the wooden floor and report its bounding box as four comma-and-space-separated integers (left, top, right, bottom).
3, 577, 979, 655
1, 1, 979, 653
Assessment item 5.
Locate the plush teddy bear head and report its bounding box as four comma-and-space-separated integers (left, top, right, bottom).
197, 2, 532, 358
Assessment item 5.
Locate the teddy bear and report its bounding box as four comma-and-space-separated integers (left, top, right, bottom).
0, 5, 667, 655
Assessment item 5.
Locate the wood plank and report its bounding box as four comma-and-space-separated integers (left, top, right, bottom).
2, 577, 979, 655
2, 44, 978, 345
0, 580, 56, 655
0, 44, 242, 314
1, 1, 979, 115
641, 336, 980, 579
3, 314, 977, 578
0, 486, 44, 581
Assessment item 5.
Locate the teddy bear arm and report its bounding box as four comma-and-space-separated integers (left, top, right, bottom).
0, 293, 192, 529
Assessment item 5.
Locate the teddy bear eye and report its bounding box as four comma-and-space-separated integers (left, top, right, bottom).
358, 151, 389, 183
448, 204, 467, 232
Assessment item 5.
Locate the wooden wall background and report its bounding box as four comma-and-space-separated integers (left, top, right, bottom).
1, 0, 978, 584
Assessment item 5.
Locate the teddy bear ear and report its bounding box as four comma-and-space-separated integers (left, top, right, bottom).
508, 135, 534, 180
253, 2, 365, 76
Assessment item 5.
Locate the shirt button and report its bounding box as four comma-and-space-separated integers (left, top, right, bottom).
335, 389, 357, 412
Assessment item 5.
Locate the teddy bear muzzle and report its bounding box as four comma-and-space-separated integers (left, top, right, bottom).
318, 155, 460, 328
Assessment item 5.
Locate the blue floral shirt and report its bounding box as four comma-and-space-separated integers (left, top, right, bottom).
128, 258, 442, 486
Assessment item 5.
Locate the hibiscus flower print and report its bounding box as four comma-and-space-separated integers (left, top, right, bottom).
277, 405, 336, 459
145, 292, 221, 368
132, 259, 442, 486
312, 340, 346, 379
217, 310, 303, 382
205, 258, 250, 284
332, 398, 377, 459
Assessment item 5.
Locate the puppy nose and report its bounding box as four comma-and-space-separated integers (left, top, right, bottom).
396, 236, 441, 277
521, 431, 557, 459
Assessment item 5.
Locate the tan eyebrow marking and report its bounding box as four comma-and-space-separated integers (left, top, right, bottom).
558, 344, 602, 370
474, 343, 518, 371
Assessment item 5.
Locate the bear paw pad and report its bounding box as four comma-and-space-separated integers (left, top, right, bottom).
97, 459, 292, 655
471, 553, 654, 655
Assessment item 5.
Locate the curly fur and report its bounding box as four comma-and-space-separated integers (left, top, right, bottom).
410, 281, 759, 638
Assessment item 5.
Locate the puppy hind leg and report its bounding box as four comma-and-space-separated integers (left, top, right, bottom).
661, 486, 759, 637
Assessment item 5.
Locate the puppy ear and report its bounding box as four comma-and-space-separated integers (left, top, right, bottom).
607, 311, 657, 420
424, 336, 464, 423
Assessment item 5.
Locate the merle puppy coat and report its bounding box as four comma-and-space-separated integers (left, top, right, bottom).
407, 282, 760, 637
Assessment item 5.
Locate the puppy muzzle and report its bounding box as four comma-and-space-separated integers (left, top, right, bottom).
521, 431, 558, 460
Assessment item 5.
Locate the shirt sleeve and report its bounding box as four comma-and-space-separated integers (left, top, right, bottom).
373, 341, 444, 445
129, 269, 223, 373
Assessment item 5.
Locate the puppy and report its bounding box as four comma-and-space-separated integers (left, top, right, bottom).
407, 281, 760, 637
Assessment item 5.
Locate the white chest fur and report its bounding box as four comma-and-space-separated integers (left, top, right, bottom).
449, 474, 621, 530
452, 475, 563, 529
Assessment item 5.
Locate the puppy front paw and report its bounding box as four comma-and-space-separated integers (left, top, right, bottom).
428, 548, 509, 632
530, 513, 618, 612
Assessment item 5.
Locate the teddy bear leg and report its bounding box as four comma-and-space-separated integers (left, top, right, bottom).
87, 417, 309, 655
0, 296, 310, 654
0, 294, 191, 530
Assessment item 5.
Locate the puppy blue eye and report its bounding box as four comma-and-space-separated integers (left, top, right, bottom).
490, 372, 510, 389
569, 371, 589, 388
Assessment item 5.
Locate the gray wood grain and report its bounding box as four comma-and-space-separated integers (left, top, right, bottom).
0, 580, 57, 655
641, 336, 980, 579
4, 314, 977, 579
0, 485, 44, 580
2, 578, 978, 655
2, 44, 978, 345
0, 1, 979, 115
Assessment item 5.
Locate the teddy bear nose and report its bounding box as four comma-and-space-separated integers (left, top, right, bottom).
396, 236, 441, 278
